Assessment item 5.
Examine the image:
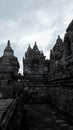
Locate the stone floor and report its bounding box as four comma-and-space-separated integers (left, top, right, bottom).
21, 104, 73, 130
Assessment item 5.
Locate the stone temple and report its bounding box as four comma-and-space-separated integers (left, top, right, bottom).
0, 20, 73, 130
0, 40, 20, 81
23, 42, 49, 80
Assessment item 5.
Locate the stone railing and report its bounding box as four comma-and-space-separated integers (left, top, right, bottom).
0, 99, 17, 130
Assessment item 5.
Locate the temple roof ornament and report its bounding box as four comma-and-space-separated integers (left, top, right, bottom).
4, 40, 14, 56
56, 35, 62, 44
53, 35, 63, 51
33, 41, 39, 51
7, 40, 10, 47
28, 44, 31, 51
66, 20, 73, 32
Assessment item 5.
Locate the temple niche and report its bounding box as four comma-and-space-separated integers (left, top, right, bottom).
0, 40, 20, 81
23, 42, 49, 80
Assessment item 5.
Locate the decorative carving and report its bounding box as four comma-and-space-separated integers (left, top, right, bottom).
23, 42, 49, 79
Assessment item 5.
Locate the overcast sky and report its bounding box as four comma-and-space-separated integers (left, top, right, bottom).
0, 0, 73, 74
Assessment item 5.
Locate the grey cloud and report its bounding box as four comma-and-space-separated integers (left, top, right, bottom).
0, 0, 72, 21
0, 0, 72, 35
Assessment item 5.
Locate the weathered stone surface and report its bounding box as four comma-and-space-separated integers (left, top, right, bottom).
23, 42, 49, 80
0, 40, 20, 81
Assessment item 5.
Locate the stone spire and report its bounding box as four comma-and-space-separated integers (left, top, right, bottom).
28, 44, 31, 51
53, 35, 62, 51
66, 19, 73, 32
3, 40, 14, 56
7, 40, 10, 47
56, 35, 62, 44
33, 41, 39, 51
